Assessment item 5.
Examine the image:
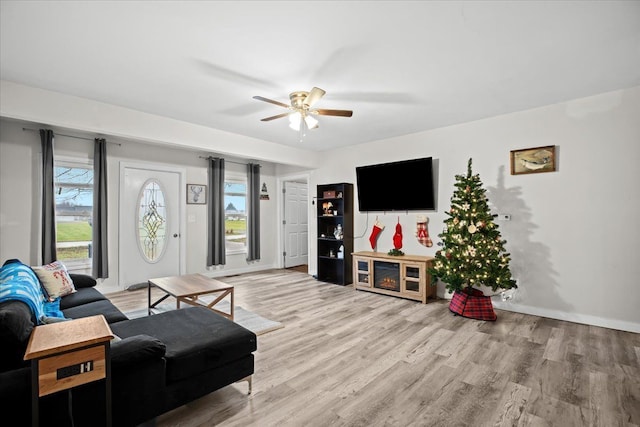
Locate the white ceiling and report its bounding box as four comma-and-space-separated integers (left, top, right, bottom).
1, 1, 639, 152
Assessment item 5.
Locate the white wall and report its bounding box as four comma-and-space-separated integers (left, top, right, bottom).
309, 86, 640, 333
0, 118, 282, 293
0, 121, 42, 264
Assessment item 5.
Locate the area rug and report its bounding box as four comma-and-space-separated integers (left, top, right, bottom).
124, 298, 284, 336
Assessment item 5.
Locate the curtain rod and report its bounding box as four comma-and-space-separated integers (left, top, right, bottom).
199, 155, 261, 167
22, 128, 121, 146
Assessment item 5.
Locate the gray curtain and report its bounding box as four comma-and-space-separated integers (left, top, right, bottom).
92, 138, 109, 278
246, 163, 261, 261
40, 129, 56, 264
207, 157, 226, 266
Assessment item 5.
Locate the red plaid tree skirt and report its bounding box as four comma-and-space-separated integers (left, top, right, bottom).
449, 288, 497, 321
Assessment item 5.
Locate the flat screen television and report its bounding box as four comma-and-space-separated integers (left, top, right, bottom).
356, 157, 435, 212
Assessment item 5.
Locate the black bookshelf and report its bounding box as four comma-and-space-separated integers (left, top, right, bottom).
316, 183, 353, 285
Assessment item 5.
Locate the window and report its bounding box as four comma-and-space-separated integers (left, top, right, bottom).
54, 161, 93, 273
137, 179, 168, 263
224, 177, 247, 254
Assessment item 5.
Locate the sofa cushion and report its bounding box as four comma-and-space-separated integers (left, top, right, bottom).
0, 301, 34, 371
111, 306, 257, 383
69, 274, 97, 289
62, 299, 128, 323
60, 287, 107, 309
111, 334, 167, 367
31, 261, 76, 301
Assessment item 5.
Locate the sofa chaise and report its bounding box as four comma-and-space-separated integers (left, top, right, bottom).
0, 259, 257, 427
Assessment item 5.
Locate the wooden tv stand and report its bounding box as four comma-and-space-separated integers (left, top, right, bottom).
352, 251, 435, 303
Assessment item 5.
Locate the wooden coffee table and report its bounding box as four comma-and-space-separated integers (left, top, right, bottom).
148, 274, 234, 320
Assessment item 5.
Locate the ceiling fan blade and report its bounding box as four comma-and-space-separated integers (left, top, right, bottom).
314, 109, 353, 117
253, 96, 290, 109
303, 87, 326, 108
260, 112, 293, 122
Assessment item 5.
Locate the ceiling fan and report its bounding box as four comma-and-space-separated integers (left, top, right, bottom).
253, 87, 353, 133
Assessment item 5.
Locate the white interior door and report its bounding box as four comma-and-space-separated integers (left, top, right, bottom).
283, 181, 308, 268
119, 164, 182, 288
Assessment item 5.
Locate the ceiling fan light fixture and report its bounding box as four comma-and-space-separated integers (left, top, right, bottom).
254, 87, 352, 137
304, 115, 318, 129
288, 112, 302, 131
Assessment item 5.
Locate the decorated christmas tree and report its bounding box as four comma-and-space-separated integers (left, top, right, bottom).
430, 159, 516, 320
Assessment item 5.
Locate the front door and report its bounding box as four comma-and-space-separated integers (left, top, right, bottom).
119, 163, 183, 289
283, 181, 308, 268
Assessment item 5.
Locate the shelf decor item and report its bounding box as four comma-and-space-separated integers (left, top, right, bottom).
429, 158, 517, 321
333, 224, 343, 240
387, 248, 404, 256
322, 201, 334, 215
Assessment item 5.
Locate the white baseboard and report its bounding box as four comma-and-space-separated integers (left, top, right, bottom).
492, 300, 640, 333
435, 282, 639, 333
206, 262, 280, 279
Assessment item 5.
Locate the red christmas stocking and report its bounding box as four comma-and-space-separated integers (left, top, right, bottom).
369, 219, 385, 250
393, 218, 403, 249
416, 215, 433, 247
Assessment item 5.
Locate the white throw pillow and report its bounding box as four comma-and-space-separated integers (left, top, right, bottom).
32, 261, 76, 301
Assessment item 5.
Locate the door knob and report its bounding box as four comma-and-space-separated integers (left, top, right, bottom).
173, 233, 179, 238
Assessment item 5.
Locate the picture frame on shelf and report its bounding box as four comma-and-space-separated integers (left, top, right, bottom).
510, 145, 556, 175
186, 184, 207, 204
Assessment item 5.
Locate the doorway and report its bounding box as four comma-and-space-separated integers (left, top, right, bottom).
118, 162, 185, 289
282, 180, 309, 269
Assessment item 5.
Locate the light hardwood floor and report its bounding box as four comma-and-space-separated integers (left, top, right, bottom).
105, 269, 640, 427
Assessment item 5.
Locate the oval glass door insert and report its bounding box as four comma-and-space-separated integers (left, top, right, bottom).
137, 179, 168, 263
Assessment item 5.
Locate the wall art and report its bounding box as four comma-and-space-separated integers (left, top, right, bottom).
510, 145, 556, 175
187, 184, 207, 204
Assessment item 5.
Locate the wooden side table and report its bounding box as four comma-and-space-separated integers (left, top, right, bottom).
24, 315, 114, 427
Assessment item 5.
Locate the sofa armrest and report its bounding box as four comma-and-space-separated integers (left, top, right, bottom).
0, 301, 34, 372
111, 334, 166, 367
69, 273, 97, 289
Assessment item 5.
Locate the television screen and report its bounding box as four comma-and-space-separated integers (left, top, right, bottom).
356, 157, 435, 211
